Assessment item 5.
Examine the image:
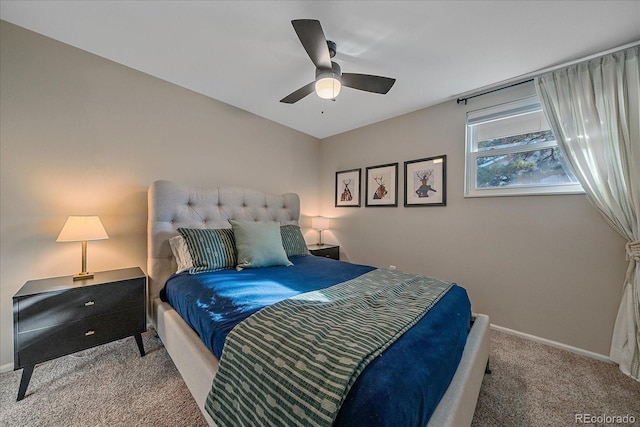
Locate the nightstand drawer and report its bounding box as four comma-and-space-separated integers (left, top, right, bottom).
16, 278, 144, 333
309, 245, 339, 260
15, 306, 145, 368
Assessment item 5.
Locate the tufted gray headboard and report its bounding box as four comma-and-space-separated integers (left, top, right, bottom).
147, 180, 301, 309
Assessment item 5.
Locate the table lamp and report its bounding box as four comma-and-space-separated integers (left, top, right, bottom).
56, 216, 109, 280
311, 216, 330, 246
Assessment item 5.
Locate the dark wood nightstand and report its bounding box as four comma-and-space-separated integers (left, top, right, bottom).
13, 267, 146, 401
308, 244, 340, 260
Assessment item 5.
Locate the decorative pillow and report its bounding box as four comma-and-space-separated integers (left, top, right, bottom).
177, 228, 236, 273
280, 224, 310, 258
229, 220, 293, 270
169, 235, 194, 273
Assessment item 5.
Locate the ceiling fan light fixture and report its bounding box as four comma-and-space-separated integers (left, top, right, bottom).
315, 61, 342, 100
315, 75, 341, 99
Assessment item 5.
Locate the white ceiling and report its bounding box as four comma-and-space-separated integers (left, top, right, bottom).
2, 1, 639, 139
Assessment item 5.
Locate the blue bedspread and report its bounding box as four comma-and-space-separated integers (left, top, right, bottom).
161, 255, 471, 426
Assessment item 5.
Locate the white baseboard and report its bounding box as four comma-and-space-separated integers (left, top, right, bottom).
490, 323, 612, 364
1, 362, 14, 374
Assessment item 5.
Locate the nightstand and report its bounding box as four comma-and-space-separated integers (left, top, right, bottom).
308, 244, 340, 260
13, 267, 146, 401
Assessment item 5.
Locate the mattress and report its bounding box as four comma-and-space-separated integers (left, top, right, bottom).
161, 255, 471, 426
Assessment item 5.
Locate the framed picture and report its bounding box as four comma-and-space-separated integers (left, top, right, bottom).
404, 155, 447, 206
335, 168, 361, 207
365, 163, 398, 207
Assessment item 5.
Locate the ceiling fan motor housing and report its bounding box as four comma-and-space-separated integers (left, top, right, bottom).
316, 61, 342, 80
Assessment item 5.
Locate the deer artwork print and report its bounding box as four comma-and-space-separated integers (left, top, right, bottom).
341, 179, 353, 201
415, 169, 437, 197
373, 175, 388, 200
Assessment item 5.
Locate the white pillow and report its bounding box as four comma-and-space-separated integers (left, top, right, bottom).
169, 235, 194, 273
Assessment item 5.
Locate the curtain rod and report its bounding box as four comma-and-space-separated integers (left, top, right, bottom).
455, 40, 640, 105
456, 79, 533, 105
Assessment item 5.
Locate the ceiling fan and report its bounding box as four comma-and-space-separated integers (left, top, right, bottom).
280, 19, 396, 104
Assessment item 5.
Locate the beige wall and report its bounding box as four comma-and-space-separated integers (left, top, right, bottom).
0, 21, 320, 369
0, 19, 628, 371
319, 82, 628, 357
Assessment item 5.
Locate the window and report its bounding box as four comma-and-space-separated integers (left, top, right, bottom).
464, 95, 583, 197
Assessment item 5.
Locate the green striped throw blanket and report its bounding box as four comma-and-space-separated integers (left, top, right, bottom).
206, 268, 453, 426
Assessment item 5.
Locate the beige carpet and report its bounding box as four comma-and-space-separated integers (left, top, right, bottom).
1, 329, 638, 426
472, 330, 639, 426
0, 332, 208, 427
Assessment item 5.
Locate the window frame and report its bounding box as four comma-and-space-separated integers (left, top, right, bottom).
464, 95, 584, 197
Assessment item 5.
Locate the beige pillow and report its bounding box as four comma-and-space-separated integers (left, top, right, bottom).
169, 235, 194, 273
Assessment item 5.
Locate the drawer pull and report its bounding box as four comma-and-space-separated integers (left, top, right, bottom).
85, 330, 95, 336
84, 301, 95, 307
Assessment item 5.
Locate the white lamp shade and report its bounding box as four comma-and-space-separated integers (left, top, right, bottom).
311, 216, 330, 230
56, 216, 109, 242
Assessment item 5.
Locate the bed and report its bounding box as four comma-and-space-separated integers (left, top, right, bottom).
147, 180, 490, 426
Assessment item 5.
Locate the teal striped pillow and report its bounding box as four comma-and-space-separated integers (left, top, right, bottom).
177, 228, 236, 273
280, 225, 310, 258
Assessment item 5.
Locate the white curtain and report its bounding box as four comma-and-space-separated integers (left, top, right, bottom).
535, 45, 640, 381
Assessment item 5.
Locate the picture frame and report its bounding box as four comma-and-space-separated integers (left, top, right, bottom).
404, 155, 447, 207
335, 168, 361, 207
365, 163, 398, 207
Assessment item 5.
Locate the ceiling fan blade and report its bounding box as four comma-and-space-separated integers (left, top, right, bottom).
280, 82, 316, 104
291, 19, 331, 69
342, 73, 396, 94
